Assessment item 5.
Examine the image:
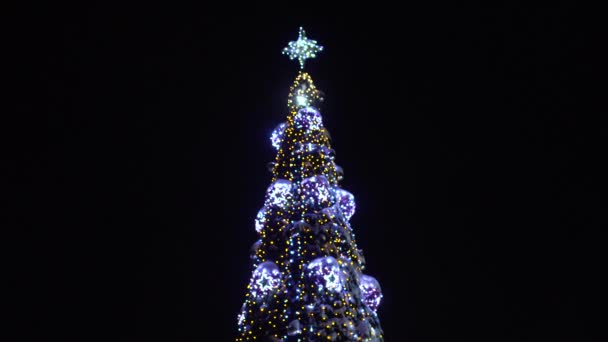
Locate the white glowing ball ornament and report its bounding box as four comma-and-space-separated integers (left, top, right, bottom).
307, 256, 344, 292
336, 188, 356, 221
250, 261, 282, 299
301, 175, 331, 208
294, 107, 323, 131
264, 179, 292, 208
359, 274, 382, 312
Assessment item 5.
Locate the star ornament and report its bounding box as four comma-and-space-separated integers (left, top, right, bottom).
282, 27, 323, 69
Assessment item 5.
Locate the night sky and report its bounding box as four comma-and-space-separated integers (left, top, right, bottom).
7, 3, 606, 342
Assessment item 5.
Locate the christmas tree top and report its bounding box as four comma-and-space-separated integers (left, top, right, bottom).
282, 27, 324, 69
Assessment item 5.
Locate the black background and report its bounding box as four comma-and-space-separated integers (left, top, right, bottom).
6, 3, 606, 341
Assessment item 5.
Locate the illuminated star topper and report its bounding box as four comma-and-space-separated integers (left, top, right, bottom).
282, 27, 323, 69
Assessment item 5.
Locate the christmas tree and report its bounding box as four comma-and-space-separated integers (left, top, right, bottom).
236, 27, 384, 342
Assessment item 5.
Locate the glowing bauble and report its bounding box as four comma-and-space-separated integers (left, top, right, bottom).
270, 122, 287, 150
301, 175, 331, 208
294, 107, 323, 131
265, 179, 292, 208
254, 207, 268, 233
359, 274, 382, 312
250, 261, 281, 299
336, 188, 356, 220
307, 256, 344, 292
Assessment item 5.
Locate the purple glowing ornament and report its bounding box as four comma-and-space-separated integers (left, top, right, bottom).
295, 142, 318, 153
250, 261, 282, 299
359, 274, 382, 312
264, 179, 292, 208
307, 256, 344, 292
270, 122, 287, 150
336, 188, 356, 221
301, 175, 331, 208
294, 107, 323, 131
